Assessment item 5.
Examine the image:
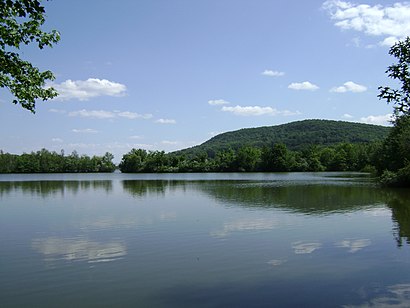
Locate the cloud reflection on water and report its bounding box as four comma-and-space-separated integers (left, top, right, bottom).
32, 237, 126, 263
344, 284, 410, 308
210, 218, 281, 238
292, 241, 322, 254
267, 259, 287, 267
335, 239, 371, 253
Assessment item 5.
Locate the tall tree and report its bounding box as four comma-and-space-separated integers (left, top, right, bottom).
1, 0, 60, 112
378, 37, 410, 186
379, 37, 410, 117
261, 143, 289, 172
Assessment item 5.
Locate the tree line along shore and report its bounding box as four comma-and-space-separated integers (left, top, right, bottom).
0, 115, 408, 187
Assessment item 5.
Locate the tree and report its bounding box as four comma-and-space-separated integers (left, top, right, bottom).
378, 37, 410, 186
144, 151, 168, 172
1, 0, 60, 112
261, 143, 289, 172
378, 37, 410, 117
215, 148, 236, 172
100, 152, 116, 172
378, 116, 410, 173
235, 146, 261, 172
119, 149, 148, 173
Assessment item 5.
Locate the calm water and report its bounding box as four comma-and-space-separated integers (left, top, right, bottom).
1, 172, 410, 307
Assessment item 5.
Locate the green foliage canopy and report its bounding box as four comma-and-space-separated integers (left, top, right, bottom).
379, 37, 410, 117
0, 149, 116, 173
119, 141, 380, 174
377, 37, 410, 186
175, 120, 390, 158
0, 0, 60, 112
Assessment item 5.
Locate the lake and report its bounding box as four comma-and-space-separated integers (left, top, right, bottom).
1, 172, 410, 307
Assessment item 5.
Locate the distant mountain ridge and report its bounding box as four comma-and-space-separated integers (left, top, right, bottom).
175, 119, 390, 157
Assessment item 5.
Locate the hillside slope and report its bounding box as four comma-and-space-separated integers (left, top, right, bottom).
175, 119, 390, 157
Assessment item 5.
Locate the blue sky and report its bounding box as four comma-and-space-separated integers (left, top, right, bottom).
0, 0, 407, 161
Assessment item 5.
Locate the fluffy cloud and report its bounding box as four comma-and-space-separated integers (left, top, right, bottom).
331, 81, 367, 93
288, 81, 319, 91
262, 70, 285, 77
51, 78, 127, 101
161, 140, 179, 145
129, 135, 143, 140
342, 113, 354, 119
360, 113, 393, 125
208, 99, 230, 106
69, 109, 116, 119
117, 111, 152, 119
72, 128, 98, 134
68, 109, 152, 120
209, 131, 224, 137
49, 108, 66, 114
323, 0, 410, 45
221, 105, 300, 117
155, 118, 176, 124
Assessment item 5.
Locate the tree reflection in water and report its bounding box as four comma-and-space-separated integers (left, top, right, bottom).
385, 189, 410, 247
0, 180, 113, 197
1, 177, 410, 247
122, 179, 410, 248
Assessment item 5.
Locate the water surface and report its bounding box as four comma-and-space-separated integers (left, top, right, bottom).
1, 172, 410, 307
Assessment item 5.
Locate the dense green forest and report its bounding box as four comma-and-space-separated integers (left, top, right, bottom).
0, 120, 389, 174
118, 120, 388, 173
0, 149, 116, 173
0, 118, 401, 180
119, 142, 380, 173
175, 119, 390, 158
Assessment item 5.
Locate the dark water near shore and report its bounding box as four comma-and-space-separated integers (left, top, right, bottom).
1, 172, 410, 307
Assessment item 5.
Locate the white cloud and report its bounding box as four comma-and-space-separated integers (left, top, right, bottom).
262, 70, 285, 77
51, 78, 127, 101
69, 109, 116, 119
208, 99, 230, 106
221, 105, 300, 117
133, 143, 155, 149
281, 109, 302, 116
360, 113, 393, 125
288, 81, 319, 91
222, 105, 276, 116
161, 140, 178, 145
209, 131, 224, 137
66, 143, 100, 149
155, 118, 176, 124
129, 135, 143, 140
51, 138, 63, 143
49, 108, 66, 114
381, 36, 401, 47
72, 128, 99, 134
117, 111, 153, 119
323, 0, 410, 46
68, 109, 152, 120
331, 81, 367, 93
342, 113, 354, 119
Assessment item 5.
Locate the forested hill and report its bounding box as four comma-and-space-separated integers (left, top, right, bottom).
175, 119, 390, 157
